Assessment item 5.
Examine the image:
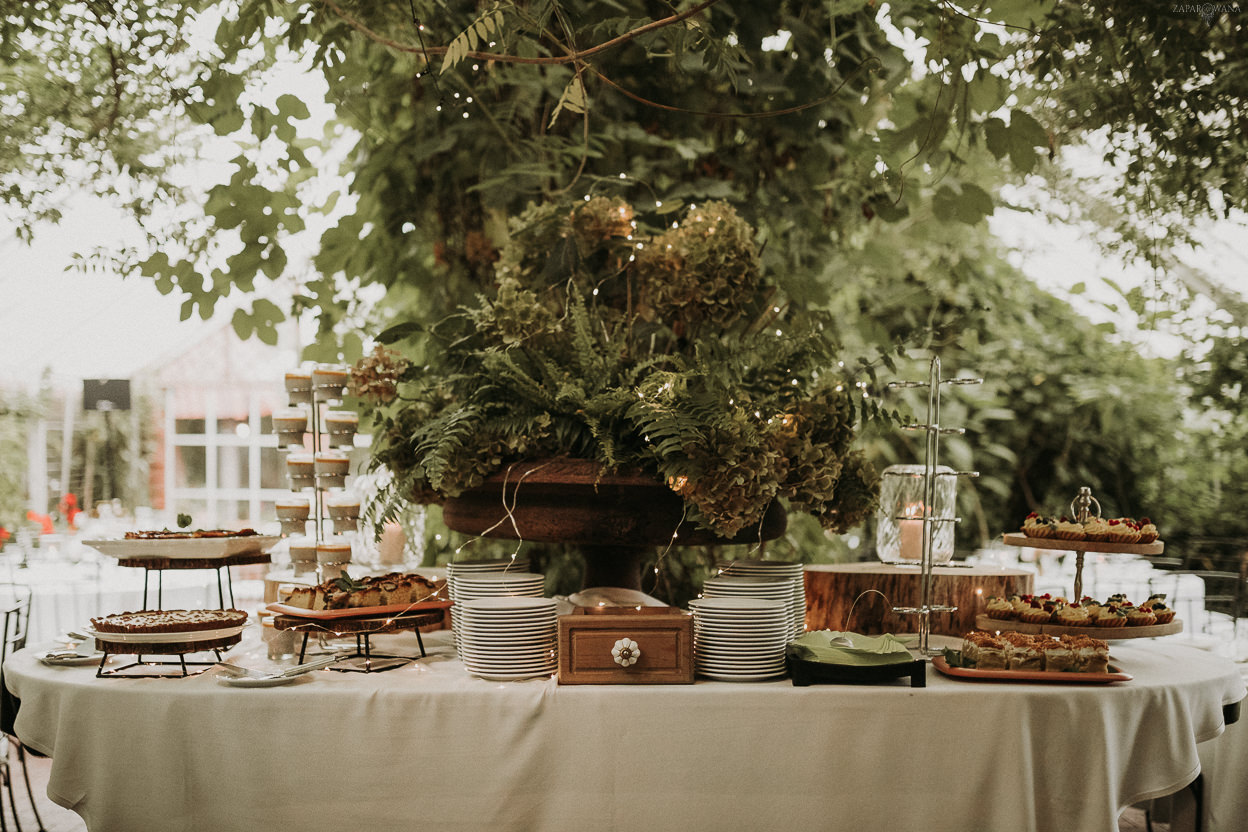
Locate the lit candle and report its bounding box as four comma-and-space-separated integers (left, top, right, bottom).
899, 503, 924, 560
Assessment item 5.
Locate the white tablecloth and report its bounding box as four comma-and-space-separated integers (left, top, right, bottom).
1199, 661, 1248, 831
6, 630, 1244, 832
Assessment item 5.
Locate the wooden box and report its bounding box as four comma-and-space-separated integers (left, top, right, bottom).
558, 607, 694, 684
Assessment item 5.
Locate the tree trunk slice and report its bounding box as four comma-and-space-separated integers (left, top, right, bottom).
1001, 533, 1164, 556
973, 613, 1182, 640
804, 563, 1035, 637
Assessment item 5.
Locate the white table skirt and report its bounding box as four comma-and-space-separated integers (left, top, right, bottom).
6, 631, 1244, 832
1199, 661, 1248, 832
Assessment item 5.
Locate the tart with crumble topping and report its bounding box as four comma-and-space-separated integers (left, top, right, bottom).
124, 529, 260, 540
91, 609, 249, 634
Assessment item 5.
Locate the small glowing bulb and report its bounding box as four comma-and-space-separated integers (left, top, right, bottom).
584, 194, 591, 201
775, 328, 782, 336
655, 200, 663, 207
619, 173, 627, 179
462, 112, 469, 119
435, 105, 442, 112
592, 287, 599, 296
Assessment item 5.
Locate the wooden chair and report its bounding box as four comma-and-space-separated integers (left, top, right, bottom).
0, 584, 44, 832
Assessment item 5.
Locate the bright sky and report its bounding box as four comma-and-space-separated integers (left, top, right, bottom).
0, 199, 216, 392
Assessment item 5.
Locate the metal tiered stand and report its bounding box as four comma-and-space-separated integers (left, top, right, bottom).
888, 356, 981, 656
273, 370, 435, 672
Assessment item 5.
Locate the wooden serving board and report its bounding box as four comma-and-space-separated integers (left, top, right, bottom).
974, 613, 1182, 640
267, 599, 452, 620
1001, 533, 1164, 556
932, 656, 1131, 684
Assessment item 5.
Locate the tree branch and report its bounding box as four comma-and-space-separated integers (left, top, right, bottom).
320, 0, 724, 66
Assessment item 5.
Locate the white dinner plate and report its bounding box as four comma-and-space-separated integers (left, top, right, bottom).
463, 659, 558, 672
455, 609, 556, 620
690, 597, 786, 610
695, 643, 787, 654
458, 642, 558, 654
693, 626, 791, 636
445, 558, 532, 569
696, 670, 788, 682
466, 669, 556, 681
460, 596, 555, 610
453, 573, 545, 583
83, 536, 279, 560
458, 636, 558, 648
85, 624, 247, 644
36, 650, 105, 666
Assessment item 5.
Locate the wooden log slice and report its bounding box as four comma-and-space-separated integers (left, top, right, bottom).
116, 552, 273, 570
272, 611, 444, 634
804, 563, 1035, 637
1000, 533, 1164, 556
94, 633, 243, 655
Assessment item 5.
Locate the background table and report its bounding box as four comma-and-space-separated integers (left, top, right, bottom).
6, 630, 1243, 832
2, 557, 222, 643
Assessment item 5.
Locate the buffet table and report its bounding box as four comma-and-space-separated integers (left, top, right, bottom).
6, 630, 1243, 832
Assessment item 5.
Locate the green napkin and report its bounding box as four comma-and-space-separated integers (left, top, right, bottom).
787, 630, 915, 666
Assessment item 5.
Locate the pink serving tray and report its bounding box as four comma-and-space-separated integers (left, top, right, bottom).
266, 599, 452, 620
931, 655, 1131, 684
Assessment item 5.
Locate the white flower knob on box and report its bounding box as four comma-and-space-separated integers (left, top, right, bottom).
611, 638, 640, 667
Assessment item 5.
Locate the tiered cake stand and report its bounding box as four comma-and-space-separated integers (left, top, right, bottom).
988, 489, 1179, 639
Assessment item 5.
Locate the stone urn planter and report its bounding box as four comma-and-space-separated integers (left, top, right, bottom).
440, 457, 786, 589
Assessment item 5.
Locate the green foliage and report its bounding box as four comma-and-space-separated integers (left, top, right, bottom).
353, 198, 892, 539
5, 0, 1246, 567
0, 397, 34, 535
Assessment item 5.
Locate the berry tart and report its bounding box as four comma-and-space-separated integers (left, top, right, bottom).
1021, 512, 1055, 539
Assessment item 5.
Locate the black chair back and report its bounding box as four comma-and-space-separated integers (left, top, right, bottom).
0, 585, 32, 738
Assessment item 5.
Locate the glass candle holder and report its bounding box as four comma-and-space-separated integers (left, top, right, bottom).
876, 464, 956, 565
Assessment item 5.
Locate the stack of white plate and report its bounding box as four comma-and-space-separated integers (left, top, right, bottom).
447, 570, 545, 649
689, 597, 790, 681
714, 559, 806, 638
445, 557, 533, 603
457, 597, 558, 681
450, 571, 545, 602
